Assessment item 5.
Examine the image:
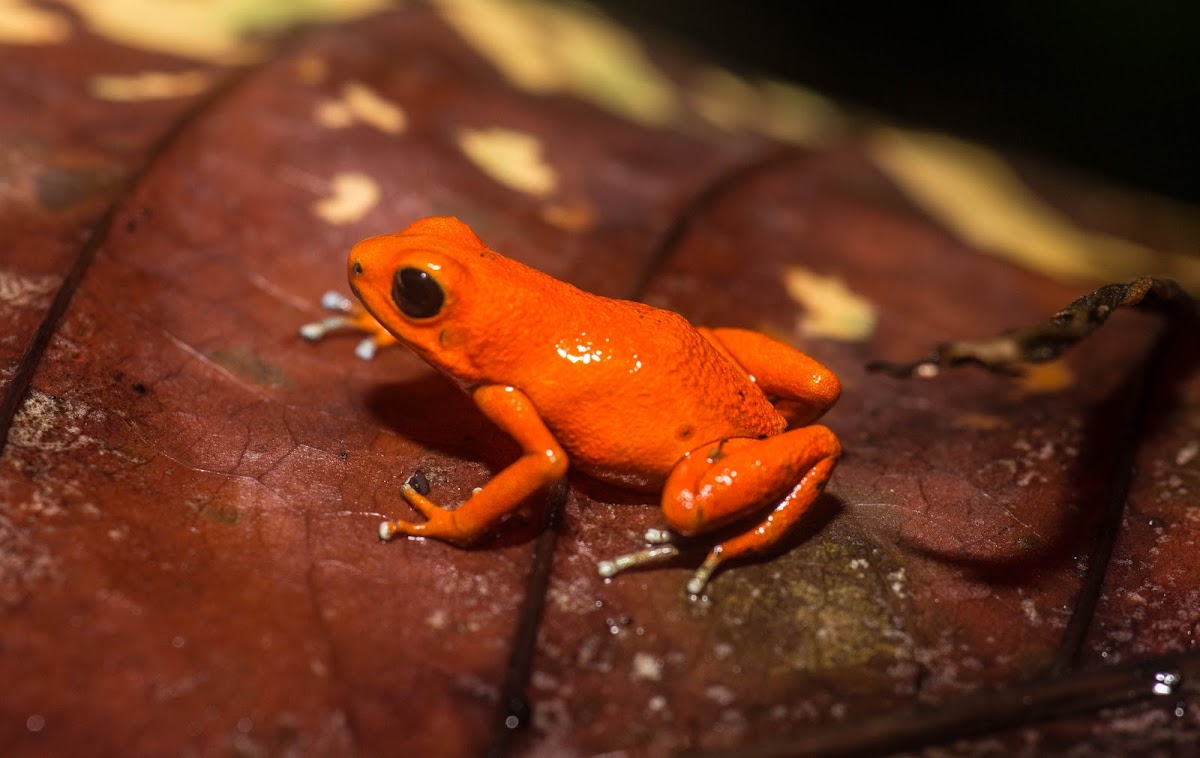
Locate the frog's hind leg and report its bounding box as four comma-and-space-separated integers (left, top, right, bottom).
698, 327, 841, 426
598, 426, 840, 595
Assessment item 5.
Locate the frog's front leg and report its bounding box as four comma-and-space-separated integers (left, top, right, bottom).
299, 291, 398, 360
380, 384, 568, 544
599, 426, 840, 594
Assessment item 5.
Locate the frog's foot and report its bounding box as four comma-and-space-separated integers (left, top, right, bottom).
379, 519, 404, 541
299, 291, 397, 360
380, 481, 465, 539
595, 527, 678, 575
643, 426, 840, 595
596, 539, 723, 597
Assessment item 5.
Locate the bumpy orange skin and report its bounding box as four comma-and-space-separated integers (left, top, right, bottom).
348, 216, 842, 589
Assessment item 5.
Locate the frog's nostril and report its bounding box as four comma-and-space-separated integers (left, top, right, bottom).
352, 261, 363, 276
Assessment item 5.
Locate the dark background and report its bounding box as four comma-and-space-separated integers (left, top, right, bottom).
597, 2, 1200, 206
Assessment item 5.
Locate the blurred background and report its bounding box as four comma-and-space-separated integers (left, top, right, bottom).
598, 1, 1200, 206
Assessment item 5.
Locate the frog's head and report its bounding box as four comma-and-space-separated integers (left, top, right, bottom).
348, 216, 500, 379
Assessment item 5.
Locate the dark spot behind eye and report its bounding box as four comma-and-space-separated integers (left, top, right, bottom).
392, 267, 444, 318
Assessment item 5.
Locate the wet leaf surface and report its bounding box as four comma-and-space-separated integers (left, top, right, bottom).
2, 3, 1198, 756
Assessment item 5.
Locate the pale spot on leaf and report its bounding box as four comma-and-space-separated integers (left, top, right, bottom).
294, 54, 329, 85
0, 270, 59, 309
314, 81, 406, 134
783, 265, 876, 342
314, 100, 354, 128
54, 0, 393, 64
869, 127, 1200, 289
433, 0, 677, 127
1176, 440, 1198, 467
757, 79, 845, 145
952, 413, 1009, 431
540, 199, 595, 232
312, 172, 380, 225
688, 68, 843, 146
631, 652, 662, 682
688, 67, 759, 132
0, 0, 71, 44
90, 69, 214, 102
1017, 359, 1075, 395
457, 127, 556, 197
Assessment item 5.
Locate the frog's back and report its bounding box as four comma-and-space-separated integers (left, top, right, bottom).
478, 283, 786, 489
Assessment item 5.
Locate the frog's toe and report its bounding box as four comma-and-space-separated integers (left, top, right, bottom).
321, 290, 355, 313
379, 520, 398, 541
299, 291, 362, 341
299, 315, 355, 341
685, 552, 722, 596
353, 329, 398, 360
300, 290, 396, 359
355, 337, 378, 361
643, 527, 676, 545
400, 483, 446, 518
595, 544, 680, 579
379, 518, 429, 541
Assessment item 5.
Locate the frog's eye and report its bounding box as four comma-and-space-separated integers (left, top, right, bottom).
392, 267, 445, 319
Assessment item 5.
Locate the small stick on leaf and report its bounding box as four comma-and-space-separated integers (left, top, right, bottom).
868, 277, 1195, 378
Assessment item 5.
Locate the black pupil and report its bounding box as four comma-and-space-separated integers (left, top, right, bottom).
392, 267, 444, 318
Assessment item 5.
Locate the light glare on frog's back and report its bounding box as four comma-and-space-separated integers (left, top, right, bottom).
554, 333, 609, 365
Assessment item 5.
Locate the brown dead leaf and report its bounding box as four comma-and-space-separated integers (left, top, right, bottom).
2, 2, 1198, 757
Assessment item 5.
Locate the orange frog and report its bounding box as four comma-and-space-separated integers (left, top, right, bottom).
302, 216, 842, 594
